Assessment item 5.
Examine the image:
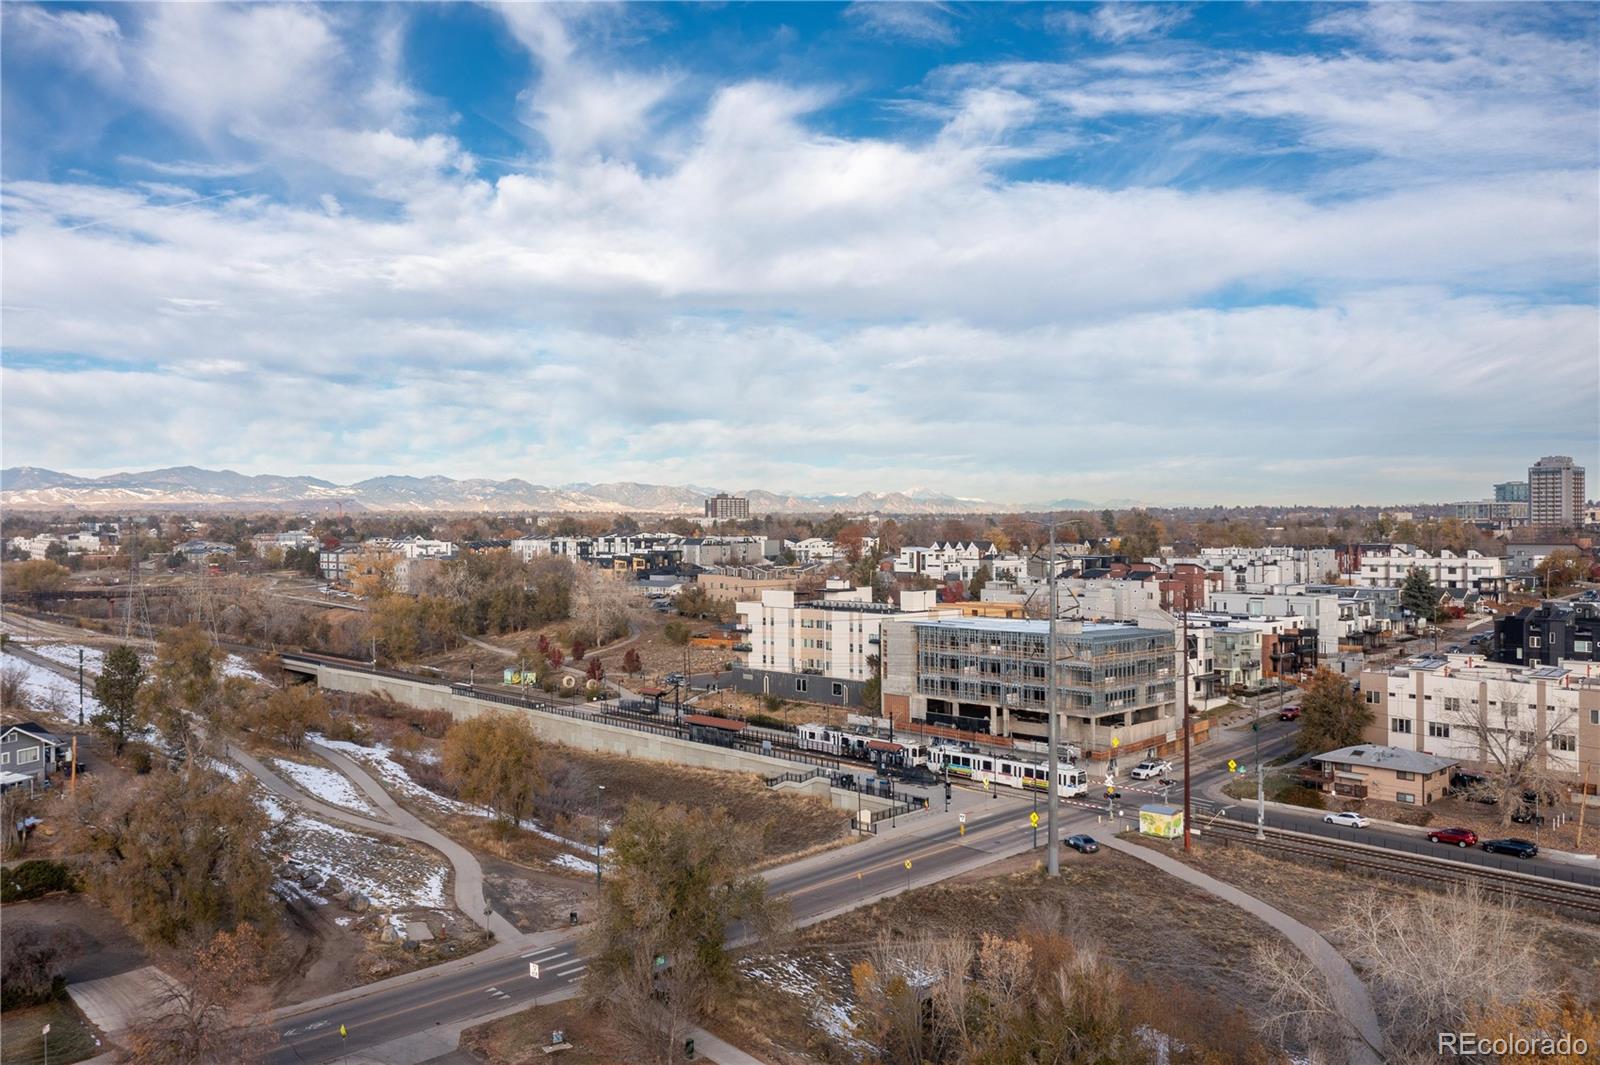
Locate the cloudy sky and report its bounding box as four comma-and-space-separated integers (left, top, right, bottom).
2, 2, 1596, 505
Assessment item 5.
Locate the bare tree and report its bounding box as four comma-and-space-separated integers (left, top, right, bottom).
124, 924, 278, 1064
0, 663, 29, 711
1443, 680, 1576, 825
1251, 883, 1540, 1063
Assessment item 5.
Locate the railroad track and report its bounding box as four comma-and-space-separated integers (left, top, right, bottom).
1201, 819, 1600, 915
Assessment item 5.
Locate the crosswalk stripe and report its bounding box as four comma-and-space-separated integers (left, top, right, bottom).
552, 961, 588, 976
520, 947, 567, 961
556, 964, 588, 978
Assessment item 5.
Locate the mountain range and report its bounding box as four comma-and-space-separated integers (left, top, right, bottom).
0, 466, 1103, 515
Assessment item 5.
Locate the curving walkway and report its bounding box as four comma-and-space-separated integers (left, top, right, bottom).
229, 744, 522, 942
1101, 835, 1384, 1065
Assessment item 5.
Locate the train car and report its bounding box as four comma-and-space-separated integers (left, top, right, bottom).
927, 743, 1087, 798
796, 723, 842, 755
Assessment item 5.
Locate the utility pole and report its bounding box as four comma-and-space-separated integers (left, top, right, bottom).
77, 649, 84, 727
1046, 516, 1061, 877
1181, 600, 1192, 851
1258, 670, 1271, 841
595, 784, 606, 892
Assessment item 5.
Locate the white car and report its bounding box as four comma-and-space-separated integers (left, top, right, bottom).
1130, 759, 1172, 780
1323, 811, 1370, 829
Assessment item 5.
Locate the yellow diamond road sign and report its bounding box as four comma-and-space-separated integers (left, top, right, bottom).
1228, 759, 1238, 773
1029, 811, 1040, 827
904, 859, 912, 870
1111, 735, 1120, 748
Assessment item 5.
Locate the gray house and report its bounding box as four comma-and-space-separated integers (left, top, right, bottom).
0, 722, 70, 788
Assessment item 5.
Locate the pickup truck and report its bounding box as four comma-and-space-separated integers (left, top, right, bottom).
1130, 759, 1172, 780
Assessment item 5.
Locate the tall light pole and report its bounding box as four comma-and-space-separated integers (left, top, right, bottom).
1182, 600, 1193, 852
595, 784, 606, 892
1046, 516, 1061, 877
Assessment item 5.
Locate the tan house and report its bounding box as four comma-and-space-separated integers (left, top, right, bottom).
1305, 744, 1457, 805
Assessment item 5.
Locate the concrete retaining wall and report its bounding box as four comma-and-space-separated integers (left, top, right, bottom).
307, 663, 818, 779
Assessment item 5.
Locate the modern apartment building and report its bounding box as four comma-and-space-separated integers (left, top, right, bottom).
1348, 545, 1505, 593
1187, 546, 1339, 593
1528, 456, 1585, 527
1359, 653, 1600, 787
1492, 601, 1600, 667
704, 493, 750, 521
881, 617, 1178, 754
1495, 481, 1529, 503
734, 586, 957, 704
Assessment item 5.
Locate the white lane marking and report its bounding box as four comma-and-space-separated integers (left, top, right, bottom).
552, 961, 588, 977
521, 947, 567, 960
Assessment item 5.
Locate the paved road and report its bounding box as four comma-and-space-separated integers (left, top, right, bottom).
267, 797, 1042, 1064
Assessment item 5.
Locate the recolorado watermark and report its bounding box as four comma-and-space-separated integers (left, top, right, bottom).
1438, 1031, 1589, 1057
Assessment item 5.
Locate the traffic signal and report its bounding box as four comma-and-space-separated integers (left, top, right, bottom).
685, 1038, 696, 1059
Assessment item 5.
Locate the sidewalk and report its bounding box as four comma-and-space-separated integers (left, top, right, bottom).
1101, 834, 1384, 1065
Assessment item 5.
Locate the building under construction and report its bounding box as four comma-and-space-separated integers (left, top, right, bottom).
881, 616, 1178, 755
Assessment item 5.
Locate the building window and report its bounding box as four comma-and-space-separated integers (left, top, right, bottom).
1529, 636, 1542, 649
1365, 690, 1381, 704
1592, 709, 1600, 726
1428, 722, 1451, 739
794, 678, 808, 693
1395, 770, 1415, 780
1551, 734, 1576, 753
1391, 718, 1413, 735
832, 682, 845, 697
1443, 697, 1461, 713
18, 747, 39, 764
1396, 792, 1416, 804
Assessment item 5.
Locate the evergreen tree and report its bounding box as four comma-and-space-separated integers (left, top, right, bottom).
92, 645, 145, 757
1400, 567, 1440, 625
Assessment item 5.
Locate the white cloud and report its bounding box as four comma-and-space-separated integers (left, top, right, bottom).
844, 2, 960, 46
0, 2, 1595, 503
1048, 3, 1192, 44
3, 5, 125, 81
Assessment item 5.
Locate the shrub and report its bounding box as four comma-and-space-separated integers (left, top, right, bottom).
128, 746, 153, 774
746, 713, 786, 730
1, 859, 77, 903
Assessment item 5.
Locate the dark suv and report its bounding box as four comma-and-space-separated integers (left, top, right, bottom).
1481, 838, 1538, 859
1427, 827, 1479, 848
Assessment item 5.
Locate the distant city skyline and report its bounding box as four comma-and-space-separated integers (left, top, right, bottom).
2, 2, 1596, 503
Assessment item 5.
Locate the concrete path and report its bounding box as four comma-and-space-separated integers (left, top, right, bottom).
66, 965, 174, 1035
1101, 835, 1384, 1065
229, 744, 522, 942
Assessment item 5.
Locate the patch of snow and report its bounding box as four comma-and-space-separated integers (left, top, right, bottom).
271, 758, 376, 815
222, 655, 265, 682
552, 852, 599, 875
22, 643, 109, 674
334, 916, 352, 927
4, 656, 104, 718
206, 759, 244, 782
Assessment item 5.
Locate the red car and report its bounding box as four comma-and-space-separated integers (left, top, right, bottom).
1278, 705, 1301, 721
1428, 827, 1480, 848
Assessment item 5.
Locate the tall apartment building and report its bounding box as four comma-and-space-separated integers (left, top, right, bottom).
1528, 456, 1585, 527
734, 586, 956, 704
704, 493, 750, 521
1359, 653, 1599, 787
1495, 481, 1529, 503
881, 617, 1178, 754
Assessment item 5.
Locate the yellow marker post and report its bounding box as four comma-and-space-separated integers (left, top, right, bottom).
1029, 809, 1040, 849
339, 1024, 348, 1040
1227, 758, 1238, 774
903, 858, 912, 891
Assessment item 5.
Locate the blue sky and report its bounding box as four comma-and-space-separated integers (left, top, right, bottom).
2, 2, 1596, 504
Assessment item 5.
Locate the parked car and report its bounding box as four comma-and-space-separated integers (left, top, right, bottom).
1130, 759, 1172, 780
1510, 809, 1546, 825
1481, 838, 1539, 859
1278, 705, 1301, 721
1065, 834, 1099, 854
1427, 827, 1479, 848
1323, 811, 1370, 829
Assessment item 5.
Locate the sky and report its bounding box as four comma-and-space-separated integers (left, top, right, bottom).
2, 1, 1597, 506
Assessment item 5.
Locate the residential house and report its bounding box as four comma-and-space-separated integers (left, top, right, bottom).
1303, 744, 1457, 805
0, 722, 71, 785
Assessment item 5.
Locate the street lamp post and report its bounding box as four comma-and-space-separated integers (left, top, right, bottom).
595, 785, 606, 892
1046, 517, 1061, 877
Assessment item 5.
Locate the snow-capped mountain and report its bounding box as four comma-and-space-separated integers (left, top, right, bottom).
0, 466, 1040, 514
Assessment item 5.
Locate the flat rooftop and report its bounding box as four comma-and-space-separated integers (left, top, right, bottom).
910, 617, 1171, 642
